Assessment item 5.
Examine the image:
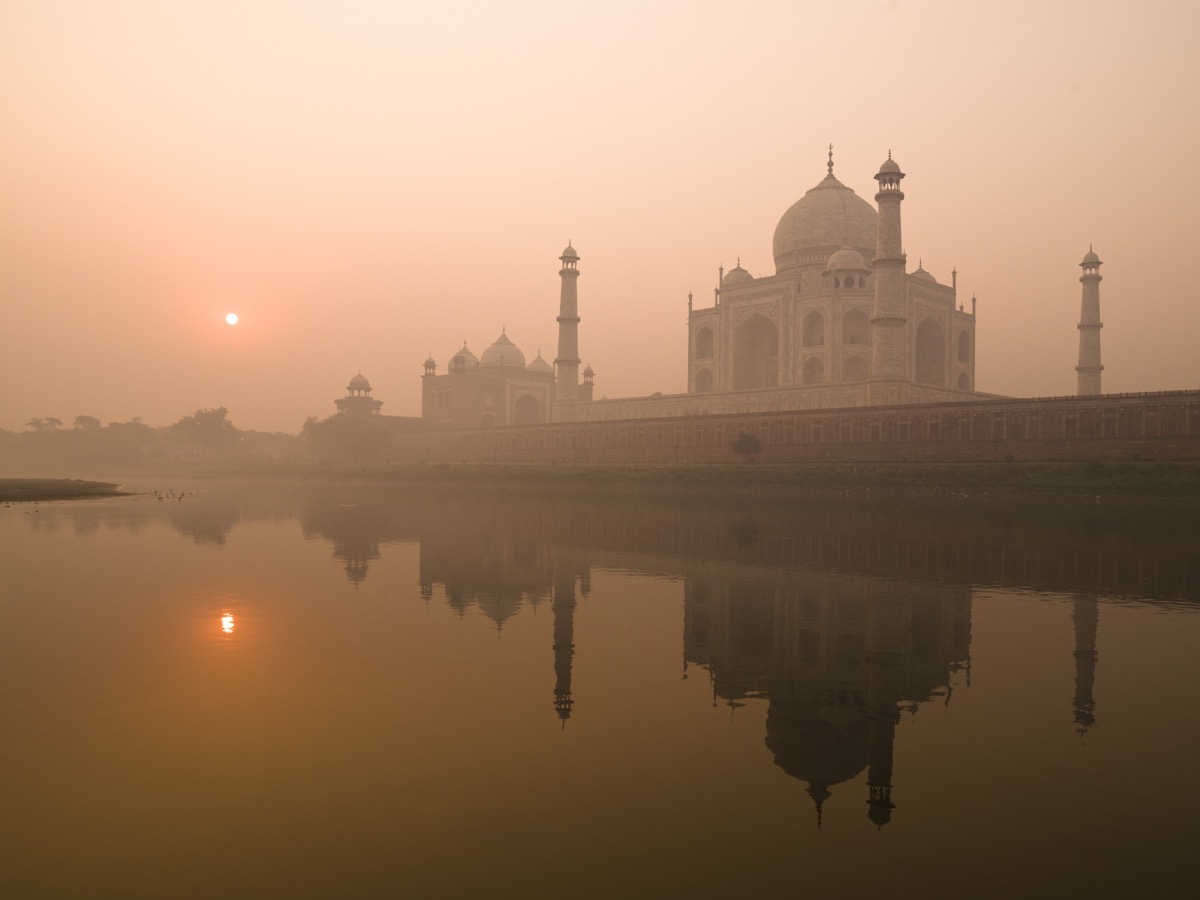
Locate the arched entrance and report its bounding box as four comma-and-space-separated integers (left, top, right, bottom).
733, 315, 778, 390
513, 394, 542, 425
915, 319, 945, 386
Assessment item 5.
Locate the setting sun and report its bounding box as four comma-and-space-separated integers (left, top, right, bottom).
225, 313, 239, 326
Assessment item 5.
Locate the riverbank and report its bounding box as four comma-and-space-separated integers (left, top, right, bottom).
181, 458, 1200, 498
0, 479, 131, 502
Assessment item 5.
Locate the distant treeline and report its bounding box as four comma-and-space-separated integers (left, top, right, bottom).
0, 408, 299, 473
0, 407, 412, 474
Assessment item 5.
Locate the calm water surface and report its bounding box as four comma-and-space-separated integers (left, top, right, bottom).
1, 481, 1198, 898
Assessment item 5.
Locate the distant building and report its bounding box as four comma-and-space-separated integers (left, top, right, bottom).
684, 149, 978, 405
420, 150, 998, 429
334, 373, 383, 416
330, 372, 424, 433
419, 330, 568, 429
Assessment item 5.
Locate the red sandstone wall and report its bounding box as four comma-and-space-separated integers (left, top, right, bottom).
391, 391, 1200, 464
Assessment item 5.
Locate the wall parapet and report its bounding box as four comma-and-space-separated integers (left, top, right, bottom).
393, 390, 1200, 464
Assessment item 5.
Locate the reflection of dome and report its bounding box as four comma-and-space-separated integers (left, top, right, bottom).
449, 343, 479, 372
773, 173, 878, 273
348, 373, 371, 391
825, 246, 868, 271
527, 352, 553, 375
722, 265, 753, 288
481, 331, 527, 369
765, 701, 870, 789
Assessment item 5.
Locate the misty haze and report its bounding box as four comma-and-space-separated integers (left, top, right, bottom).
2, 1, 1199, 897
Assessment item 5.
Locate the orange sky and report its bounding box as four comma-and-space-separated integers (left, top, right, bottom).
2, 0, 1198, 433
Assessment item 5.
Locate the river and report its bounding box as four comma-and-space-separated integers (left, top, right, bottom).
1, 480, 1197, 898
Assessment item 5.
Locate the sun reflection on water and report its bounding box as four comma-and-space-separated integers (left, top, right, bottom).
221, 612, 235, 634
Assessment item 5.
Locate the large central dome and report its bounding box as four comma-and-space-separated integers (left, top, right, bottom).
772, 173, 878, 274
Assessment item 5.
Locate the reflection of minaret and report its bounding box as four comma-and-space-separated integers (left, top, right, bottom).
1072, 594, 1099, 735
865, 593, 904, 828
551, 560, 578, 723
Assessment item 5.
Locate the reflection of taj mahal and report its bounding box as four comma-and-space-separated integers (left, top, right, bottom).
291, 487, 1123, 828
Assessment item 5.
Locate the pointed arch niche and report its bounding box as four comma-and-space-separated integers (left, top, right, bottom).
733, 315, 779, 389
915, 319, 946, 386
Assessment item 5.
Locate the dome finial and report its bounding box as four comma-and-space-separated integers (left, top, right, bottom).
827, 143, 834, 176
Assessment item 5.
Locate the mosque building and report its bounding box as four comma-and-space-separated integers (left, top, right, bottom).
416, 149, 993, 429
341, 149, 1110, 432
686, 148, 978, 403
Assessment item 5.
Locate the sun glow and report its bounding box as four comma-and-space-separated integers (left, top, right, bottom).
225, 313, 239, 325
221, 613, 235, 634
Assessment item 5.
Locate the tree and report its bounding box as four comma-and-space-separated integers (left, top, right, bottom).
171, 407, 238, 451
302, 413, 391, 461
74, 415, 101, 430
731, 432, 762, 462
26, 417, 62, 431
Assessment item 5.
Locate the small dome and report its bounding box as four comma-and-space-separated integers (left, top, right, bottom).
481, 331, 527, 369
560, 243, 578, 260
423, 355, 436, 367
582, 365, 594, 377
910, 264, 937, 283
527, 352, 553, 375
348, 373, 371, 391
825, 246, 867, 271
1081, 247, 1101, 265
448, 343, 479, 372
878, 154, 902, 175
722, 265, 753, 288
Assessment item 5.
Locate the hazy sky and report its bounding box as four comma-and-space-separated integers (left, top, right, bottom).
2, 0, 1198, 433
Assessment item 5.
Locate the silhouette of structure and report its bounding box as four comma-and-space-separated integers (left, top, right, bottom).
334, 373, 383, 416
685, 149, 976, 407
418, 246, 593, 428
1077, 247, 1104, 396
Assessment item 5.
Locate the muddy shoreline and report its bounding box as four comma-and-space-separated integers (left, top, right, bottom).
0, 479, 131, 502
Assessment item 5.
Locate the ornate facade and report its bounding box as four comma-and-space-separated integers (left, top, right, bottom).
684, 150, 979, 413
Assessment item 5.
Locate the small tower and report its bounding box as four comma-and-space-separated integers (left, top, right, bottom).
580, 365, 595, 402
422, 354, 436, 377
555, 243, 581, 403
1076, 247, 1104, 395
334, 373, 383, 415
870, 152, 908, 384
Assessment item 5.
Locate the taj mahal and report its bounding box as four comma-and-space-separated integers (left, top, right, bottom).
334, 149, 1108, 432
